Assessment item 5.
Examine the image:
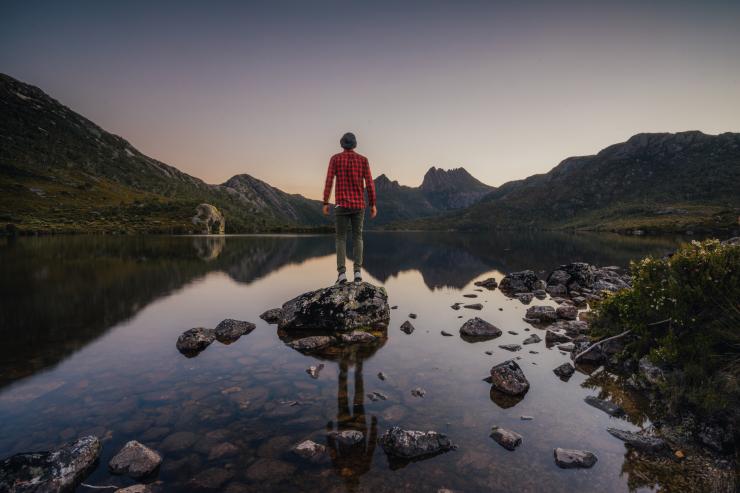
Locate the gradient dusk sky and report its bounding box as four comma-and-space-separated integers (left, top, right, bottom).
2, 1, 739, 199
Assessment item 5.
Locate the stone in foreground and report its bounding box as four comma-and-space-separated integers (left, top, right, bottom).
214, 319, 256, 343
259, 308, 283, 324
553, 363, 575, 381
378, 427, 455, 459
553, 448, 598, 468
292, 440, 329, 463
176, 327, 216, 356
459, 317, 502, 339
606, 428, 669, 454
109, 440, 162, 479
279, 282, 390, 332
489, 360, 530, 396
584, 396, 625, 417
490, 427, 522, 451
0, 436, 101, 493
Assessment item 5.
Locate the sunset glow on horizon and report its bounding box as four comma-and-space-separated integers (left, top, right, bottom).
2, 0, 739, 199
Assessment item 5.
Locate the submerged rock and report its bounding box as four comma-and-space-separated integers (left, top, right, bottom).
176, 327, 216, 356
411, 387, 426, 398
292, 440, 329, 464
606, 428, 669, 454
490, 427, 523, 451
287, 336, 334, 351
474, 278, 498, 290
278, 282, 390, 332
525, 306, 557, 324
328, 430, 364, 446
306, 364, 324, 379
0, 436, 101, 493
553, 363, 575, 381
109, 440, 162, 479
499, 271, 539, 294
400, 321, 415, 334
214, 319, 255, 343
489, 360, 530, 396
378, 427, 455, 459
584, 396, 625, 417
553, 448, 597, 468
259, 308, 283, 324
459, 317, 502, 339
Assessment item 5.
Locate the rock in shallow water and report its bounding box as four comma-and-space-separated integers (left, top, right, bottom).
556, 305, 578, 320
292, 440, 329, 463
499, 271, 539, 294
522, 334, 541, 345
553, 447, 597, 468
584, 396, 625, 416
259, 308, 283, 324
490, 426, 522, 451
0, 436, 101, 493
176, 327, 216, 356
278, 282, 390, 332
474, 277, 498, 290
459, 317, 501, 339
214, 319, 255, 343
553, 363, 575, 381
400, 321, 415, 334
339, 330, 377, 343
109, 440, 162, 479
489, 360, 530, 396
606, 428, 669, 454
378, 427, 456, 459
525, 306, 557, 324
499, 344, 521, 352
287, 336, 334, 351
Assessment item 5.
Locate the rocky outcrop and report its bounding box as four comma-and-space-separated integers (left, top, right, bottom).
499, 271, 540, 294
0, 436, 101, 492
546, 263, 630, 296
489, 360, 530, 396
378, 427, 455, 459
553, 448, 597, 468
459, 317, 502, 339
278, 282, 390, 332
214, 319, 255, 343
176, 327, 216, 356
192, 203, 225, 234
109, 441, 162, 479
490, 427, 522, 451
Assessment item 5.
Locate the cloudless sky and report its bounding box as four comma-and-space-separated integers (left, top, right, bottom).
2, 0, 739, 198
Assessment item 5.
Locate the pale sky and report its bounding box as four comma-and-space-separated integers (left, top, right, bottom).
2, 0, 739, 199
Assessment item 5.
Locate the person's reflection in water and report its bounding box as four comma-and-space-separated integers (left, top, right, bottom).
278, 327, 387, 492
326, 352, 378, 491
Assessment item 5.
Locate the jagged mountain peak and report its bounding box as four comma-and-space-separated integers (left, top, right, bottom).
420, 166, 492, 193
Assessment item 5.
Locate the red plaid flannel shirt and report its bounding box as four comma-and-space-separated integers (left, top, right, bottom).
323, 149, 376, 209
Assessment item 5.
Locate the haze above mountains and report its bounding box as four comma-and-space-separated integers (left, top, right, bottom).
1, 73, 738, 235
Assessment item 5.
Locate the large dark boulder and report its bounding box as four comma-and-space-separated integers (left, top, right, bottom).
459, 317, 502, 340
279, 282, 390, 332
378, 427, 455, 459
214, 319, 255, 343
176, 327, 216, 356
489, 360, 530, 396
0, 436, 101, 493
499, 270, 539, 294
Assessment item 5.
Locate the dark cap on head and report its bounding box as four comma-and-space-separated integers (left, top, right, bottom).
340, 132, 357, 150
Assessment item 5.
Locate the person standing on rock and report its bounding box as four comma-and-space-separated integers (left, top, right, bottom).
323, 132, 377, 284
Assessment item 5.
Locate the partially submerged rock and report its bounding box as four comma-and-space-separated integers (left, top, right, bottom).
474, 277, 498, 290
459, 317, 502, 340
176, 328, 216, 356
499, 270, 539, 294
584, 396, 625, 417
378, 427, 455, 459
545, 330, 572, 345
287, 336, 334, 351
214, 319, 255, 343
553, 448, 597, 468
463, 303, 483, 310
556, 305, 578, 320
553, 363, 575, 381
328, 430, 364, 446
606, 428, 669, 454
489, 360, 530, 396
306, 364, 324, 379
292, 440, 329, 464
278, 282, 390, 332
499, 344, 521, 352
400, 321, 415, 334
572, 341, 606, 364
0, 436, 101, 493
525, 306, 557, 324
259, 308, 283, 324
109, 440, 162, 479
339, 331, 377, 344
522, 334, 541, 345
490, 427, 522, 451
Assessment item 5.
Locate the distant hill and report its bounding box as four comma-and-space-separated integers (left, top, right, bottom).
0, 73, 328, 234
371, 166, 494, 226
392, 131, 740, 234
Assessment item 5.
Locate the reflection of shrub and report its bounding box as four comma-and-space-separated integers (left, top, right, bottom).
591, 239, 739, 425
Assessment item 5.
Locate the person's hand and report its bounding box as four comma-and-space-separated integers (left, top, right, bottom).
322, 204, 330, 216
370, 205, 377, 219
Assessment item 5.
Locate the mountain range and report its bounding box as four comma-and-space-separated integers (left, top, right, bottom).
1, 72, 738, 235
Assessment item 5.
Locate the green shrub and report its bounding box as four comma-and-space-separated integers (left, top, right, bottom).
591, 239, 740, 421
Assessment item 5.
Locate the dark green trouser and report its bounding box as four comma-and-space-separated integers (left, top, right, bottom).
335, 207, 365, 274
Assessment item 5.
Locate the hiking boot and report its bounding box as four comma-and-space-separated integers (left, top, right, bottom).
354, 271, 363, 283
336, 272, 347, 284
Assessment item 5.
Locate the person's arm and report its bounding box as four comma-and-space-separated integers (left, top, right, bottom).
364, 158, 377, 218
322, 157, 336, 214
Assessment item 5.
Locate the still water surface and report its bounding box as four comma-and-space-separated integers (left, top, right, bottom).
0, 232, 703, 492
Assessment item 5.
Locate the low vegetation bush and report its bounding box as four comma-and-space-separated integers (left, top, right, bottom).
591, 239, 739, 426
